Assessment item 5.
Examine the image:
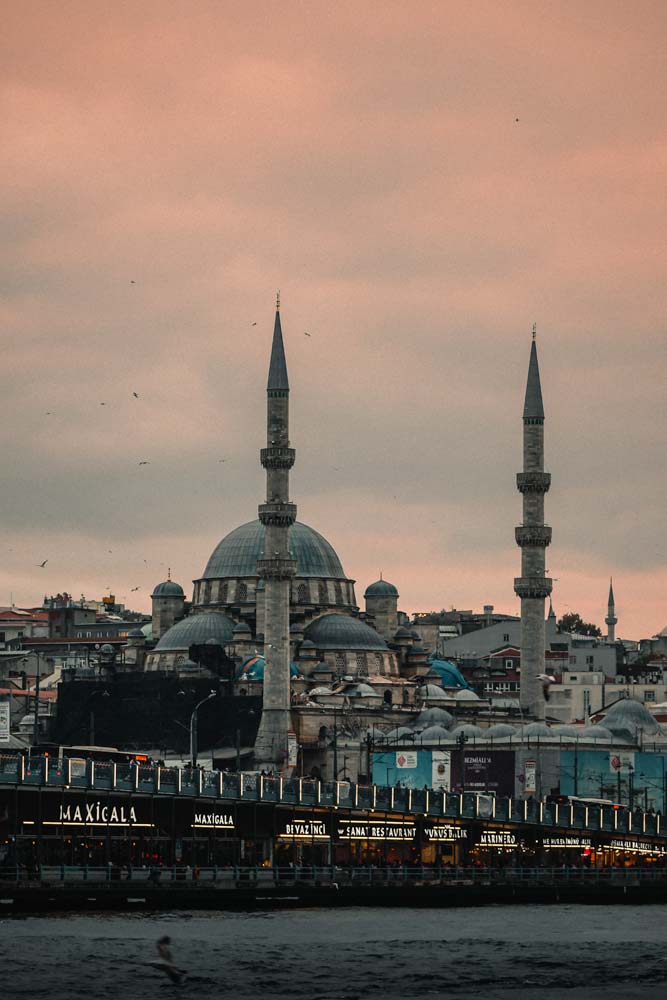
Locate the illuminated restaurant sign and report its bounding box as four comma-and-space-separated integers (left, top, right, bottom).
278, 817, 329, 840
479, 830, 516, 847
542, 836, 592, 849
610, 838, 665, 854
424, 824, 467, 842
193, 812, 235, 830
43, 796, 151, 828
337, 820, 416, 841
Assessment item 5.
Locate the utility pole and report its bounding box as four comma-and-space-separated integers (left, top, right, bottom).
235, 728, 241, 772
32, 655, 41, 753
332, 712, 339, 780
190, 690, 217, 766
573, 745, 579, 797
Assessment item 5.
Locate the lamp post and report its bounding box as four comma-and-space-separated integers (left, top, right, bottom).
190, 690, 217, 766
32, 652, 41, 754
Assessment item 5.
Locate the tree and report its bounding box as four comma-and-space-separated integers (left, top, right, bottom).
557, 612, 602, 638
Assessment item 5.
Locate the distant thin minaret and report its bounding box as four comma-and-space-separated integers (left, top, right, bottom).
515, 330, 553, 720
253, 295, 297, 768
605, 578, 617, 644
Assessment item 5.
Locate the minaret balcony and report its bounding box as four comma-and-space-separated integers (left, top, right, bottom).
516, 472, 551, 493
514, 576, 553, 599
258, 502, 297, 527
256, 557, 298, 580
260, 446, 296, 469
515, 525, 552, 547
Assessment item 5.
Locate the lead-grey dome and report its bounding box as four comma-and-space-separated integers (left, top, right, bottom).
602, 698, 661, 736
364, 579, 399, 598
202, 520, 346, 579
304, 613, 388, 651
152, 580, 185, 597
154, 611, 235, 650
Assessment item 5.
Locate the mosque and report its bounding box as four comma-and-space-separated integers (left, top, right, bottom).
129, 299, 480, 768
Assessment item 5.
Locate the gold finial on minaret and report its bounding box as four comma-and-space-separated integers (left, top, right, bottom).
532, 322, 537, 341
276, 289, 281, 311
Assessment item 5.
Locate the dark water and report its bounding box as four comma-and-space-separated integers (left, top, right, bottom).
1, 905, 664, 1000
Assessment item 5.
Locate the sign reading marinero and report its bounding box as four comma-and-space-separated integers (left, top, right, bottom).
193, 812, 235, 830
479, 830, 516, 847
44, 797, 150, 827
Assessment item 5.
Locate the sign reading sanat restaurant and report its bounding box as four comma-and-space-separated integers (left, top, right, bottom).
337, 819, 416, 841
42, 795, 152, 828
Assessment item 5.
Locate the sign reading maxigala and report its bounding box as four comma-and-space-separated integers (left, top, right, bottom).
42, 795, 151, 828
193, 812, 235, 830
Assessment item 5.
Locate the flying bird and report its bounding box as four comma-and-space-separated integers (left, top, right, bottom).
45, 411, 53, 415
130, 280, 136, 284
37, 560, 48, 568
138, 461, 150, 466
131, 586, 141, 591
133, 392, 140, 398
251, 322, 257, 326
515, 117, 520, 122
100, 402, 107, 406
218, 459, 226, 463
304, 332, 311, 337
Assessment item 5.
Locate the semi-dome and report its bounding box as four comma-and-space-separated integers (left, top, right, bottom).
152, 580, 185, 597
364, 579, 399, 598
304, 613, 388, 651
414, 707, 454, 729
602, 698, 661, 736
454, 689, 480, 702
154, 611, 235, 650
381, 725, 415, 741
346, 682, 377, 698
553, 725, 581, 737
419, 684, 448, 700
202, 520, 346, 579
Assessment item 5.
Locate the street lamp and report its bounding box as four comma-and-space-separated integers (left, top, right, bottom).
190, 689, 217, 766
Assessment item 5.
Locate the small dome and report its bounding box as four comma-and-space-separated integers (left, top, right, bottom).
553, 725, 581, 737
152, 580, 185, 598
603, 698, 661, 736
419, 684, 448, 700
414, 707, 454, 729
301, 639, 316, 649
381, 725, 415, 740
290, 623, 305, 635
417, 725, 452, 743
580, 725, 614, 741
522, 722, 553, 738
451, 723, 484, 738
364, 579, 399, 598
179, 658, 199, 671
454, 689, 480, 702
232, 622, 251, 635
100, 643, 114, 654
128, 628, 144, 638
394, 627, 413, 639
308, 686, 333, 697
304, 613, 388, 651
347, 682, 377, 698
154, 611, 235, 651
238, 655, 300, 680
486, 724, 518, 737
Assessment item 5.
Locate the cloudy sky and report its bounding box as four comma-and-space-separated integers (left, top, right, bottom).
1, 1, 665, 638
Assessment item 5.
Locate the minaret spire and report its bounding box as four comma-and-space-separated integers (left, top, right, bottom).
515, 332, 552, 720
605, 577, 617, 644
253, 296, 297, 770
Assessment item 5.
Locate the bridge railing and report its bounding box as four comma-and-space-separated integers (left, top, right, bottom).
1, 864, 666, 888
0, 753, 664, 841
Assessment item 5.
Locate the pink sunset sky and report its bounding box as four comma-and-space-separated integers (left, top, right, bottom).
1, 1, 665, 639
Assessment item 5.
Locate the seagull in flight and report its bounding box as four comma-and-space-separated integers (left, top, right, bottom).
304, 332, 311, 337
37, 559, 48, 568
131, 586, 141, 591
133, 392, 140, 399
138, 461, 150, 466
251, 322, 257, 326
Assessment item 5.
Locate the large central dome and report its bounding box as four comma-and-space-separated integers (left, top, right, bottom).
202, 520, 346, 580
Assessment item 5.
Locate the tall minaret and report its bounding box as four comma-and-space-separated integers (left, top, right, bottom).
515, 330, 552, 720
253, 294, 298, 768
605, 578, 617, 644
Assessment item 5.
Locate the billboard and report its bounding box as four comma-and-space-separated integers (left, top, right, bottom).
431, 750, 452, 791
0, 702, 9, 744
451, 751, 515, 795
372, 750, 432, 789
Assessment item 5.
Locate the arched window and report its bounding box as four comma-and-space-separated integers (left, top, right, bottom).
383, 690, 393, 705
318, 581, 328, 605
335, 653, 346, 675
375, 652, 384, 672
356, 652, 368, 676
334, 581, 343, 605
238, 582, 248, 603
220, 583, 228, 603
297, 583, 308, 604
202, 582, 211, 604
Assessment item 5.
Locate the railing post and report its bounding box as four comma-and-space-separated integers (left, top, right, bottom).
239, 773, 244, 797
20, 755, 25, 782
391, 786, 395, 810
408, 789, 412, 812
219, 770, 224, 797
178, 768, 182, 794
298, 778, 303, 803
44, 756, 49, 784
335, 781, 340, 807
91, 761, 95, 788
372, 785, 376, 810
198, 769, 203, 795
112, 762, 117, 789
156, 766, 161, 792
317, 780, 322, 804
424, 790, 429, 814
279, 777, 283, 800
67, 758, 72, 785
260, 775, 264, 800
